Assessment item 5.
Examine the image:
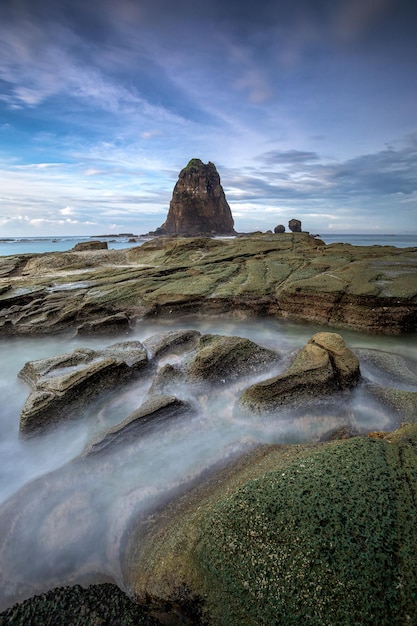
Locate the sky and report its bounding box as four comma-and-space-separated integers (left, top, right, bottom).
0, 0, 417, 237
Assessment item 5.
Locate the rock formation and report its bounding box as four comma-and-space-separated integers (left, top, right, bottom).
71, 241, 108, 251
289, 218, 302, 232
18, 341, 149, 435
0, 233, 416, 335
159, 158, 235, 235
274, 224, 285, 233
240, 332, 360, 412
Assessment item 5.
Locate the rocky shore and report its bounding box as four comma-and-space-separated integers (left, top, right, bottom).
1, 234, 417, 624
0, 232, 416, 336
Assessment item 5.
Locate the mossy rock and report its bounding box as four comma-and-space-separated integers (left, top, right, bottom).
194, 428, 417, 625
127, 425, 417, 625
0, 583, 160, 626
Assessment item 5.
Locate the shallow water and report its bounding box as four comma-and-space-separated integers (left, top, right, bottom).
0, 316, 416, 610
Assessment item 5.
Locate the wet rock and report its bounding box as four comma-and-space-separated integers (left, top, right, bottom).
365, 382, 417, 423
84, 395, 196, 457
239, 332, 360, 412
76, 312, 131, 336
0, 583, 160, 626
185, 334, 280, 383
1, 233, 416, 335
126, 424, 417, 626
71, 241, 108, 251
149, 363, 185, 395
18, 341, 149, 436
159, 159, 236, 235
143, 329, 201, 360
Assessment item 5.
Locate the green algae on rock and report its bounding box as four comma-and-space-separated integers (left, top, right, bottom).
0, 233, 416, 335
126, 425, 417, 625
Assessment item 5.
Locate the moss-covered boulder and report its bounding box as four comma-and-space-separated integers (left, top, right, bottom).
126, 425, 417, 625
240, 332, 360, 412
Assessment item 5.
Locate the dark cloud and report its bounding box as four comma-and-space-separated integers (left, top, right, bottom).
258, 150, 321, 166
225, 138, 417, 204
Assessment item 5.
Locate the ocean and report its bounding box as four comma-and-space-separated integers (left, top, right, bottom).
0, 233, 416, 257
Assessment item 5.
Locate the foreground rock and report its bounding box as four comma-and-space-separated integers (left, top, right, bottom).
240, 332, 360, 412
19, 341, 148, 435
84, 395, 196, 457
0, 233, 416, 335
158, 158, 235, 235
185, 334, 280, 383
0, 583, 160, 626
125, 423, 417, 625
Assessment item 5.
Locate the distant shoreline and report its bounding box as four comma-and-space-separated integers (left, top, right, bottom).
1, 232, 416, 257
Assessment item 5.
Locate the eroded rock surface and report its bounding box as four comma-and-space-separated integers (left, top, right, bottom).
19, 341, 149, 435
0, 233, 416, 335
84, 395, 196, 458
239, 332, 360, 412
185, 334, 280, 383
159, 158, 235, 235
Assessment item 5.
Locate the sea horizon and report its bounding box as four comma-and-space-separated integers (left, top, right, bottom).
0, 232, 416, 256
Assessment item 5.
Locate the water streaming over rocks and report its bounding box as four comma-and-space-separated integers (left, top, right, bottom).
0, 316, 416, 611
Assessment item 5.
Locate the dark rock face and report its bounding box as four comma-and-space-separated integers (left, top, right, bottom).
288, 219, 302, 232
160, 159, 235, 235
274, 224, 285, 233
71, 241, 108, 251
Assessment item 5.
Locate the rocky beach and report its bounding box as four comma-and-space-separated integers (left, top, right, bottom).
0, 230, 416, 624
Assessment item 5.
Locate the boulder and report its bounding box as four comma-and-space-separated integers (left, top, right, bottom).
83, 395, 196, 457
239, 332, 360, 412
288, 218, 302, 232
143, 329, 201, 360
71, 241, 108, 251
126, 425, 417, 625
274, 224, 285, 233
185, 334, 280, 383
18, 341, 149, 435
159, 159, 236, 235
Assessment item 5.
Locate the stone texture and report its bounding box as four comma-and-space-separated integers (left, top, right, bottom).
239, 332, 360, 412
125, 424, 417, 625
143, 329, 201, 360
185, 334, 280, 383
76, 312, 131, 335
18, 341, 149, 435
159, 159, 235, 235
71, 241, 108, 251
0, 233, 416, 336
288, 218, 302, 232
83, 395, 196, 457
274, 224, 285, 233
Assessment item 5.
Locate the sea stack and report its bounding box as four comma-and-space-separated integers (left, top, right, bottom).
159, 158, 235, 235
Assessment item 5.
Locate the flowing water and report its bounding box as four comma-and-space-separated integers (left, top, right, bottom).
0, 316, 416, 610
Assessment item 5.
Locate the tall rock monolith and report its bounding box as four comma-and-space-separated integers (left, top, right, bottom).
159, 159, 235, 235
